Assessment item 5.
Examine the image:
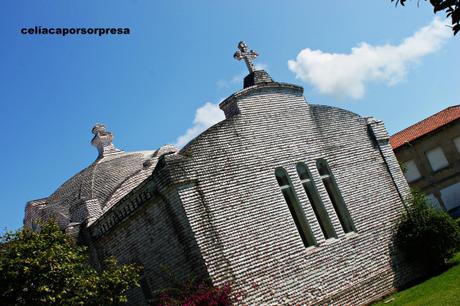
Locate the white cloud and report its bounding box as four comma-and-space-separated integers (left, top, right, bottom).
216, 63, 268, 89
288, 18, 451, 99
175, 102, 225, 147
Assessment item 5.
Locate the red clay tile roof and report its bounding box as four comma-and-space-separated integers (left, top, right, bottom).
390, 105, 460, 150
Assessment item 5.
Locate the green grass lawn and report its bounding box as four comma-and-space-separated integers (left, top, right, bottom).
373, 252, 460, 306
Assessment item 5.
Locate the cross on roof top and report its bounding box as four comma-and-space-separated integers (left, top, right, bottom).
233, 41, 259, 73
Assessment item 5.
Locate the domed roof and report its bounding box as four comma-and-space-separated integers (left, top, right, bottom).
24, 124, 172, 229
46, 150, 155, 210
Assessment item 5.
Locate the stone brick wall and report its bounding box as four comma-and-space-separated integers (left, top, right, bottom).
24, 198, 47, 228
166, 83, 413, 304
88, 167, 209, 305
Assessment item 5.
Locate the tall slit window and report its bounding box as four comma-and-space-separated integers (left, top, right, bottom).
275, 168, 316, 247
316, 159, 356, 233
296, 163, 336, 239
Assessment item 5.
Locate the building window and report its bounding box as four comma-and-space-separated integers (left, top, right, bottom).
275, 168, 316, 247
426, 147, 449, 172
296, 163, 336, 240
453, 136, 460, 153
316, 159, 356, 233
404, 159, 422, 183
440, 182, 460, 211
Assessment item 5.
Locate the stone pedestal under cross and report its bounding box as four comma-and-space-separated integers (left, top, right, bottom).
91, 123, 123, 158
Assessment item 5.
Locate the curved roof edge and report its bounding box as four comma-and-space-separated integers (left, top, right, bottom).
219, 82, 304, 110
309, 103, 362, 119
179, 118, 230, 154
390, 105, 460, 150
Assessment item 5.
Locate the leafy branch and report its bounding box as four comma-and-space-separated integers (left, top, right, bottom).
392, 0, 460, 35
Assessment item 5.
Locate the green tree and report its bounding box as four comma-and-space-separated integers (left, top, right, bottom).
394, 189, 460, 271
392, 0, 460, 35
0, 221, 141, 305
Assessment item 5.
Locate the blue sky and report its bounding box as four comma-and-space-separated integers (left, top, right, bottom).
1, 1, 459, 232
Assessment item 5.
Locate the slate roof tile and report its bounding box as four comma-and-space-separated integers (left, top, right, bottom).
390, 105, 460, 150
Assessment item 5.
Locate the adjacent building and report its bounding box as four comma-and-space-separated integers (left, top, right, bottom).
390, 105, 460, 216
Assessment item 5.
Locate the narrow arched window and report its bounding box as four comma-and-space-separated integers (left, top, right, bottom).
275, 168, 316, 247
316, 159, 356, 233
296, 163, 336, 239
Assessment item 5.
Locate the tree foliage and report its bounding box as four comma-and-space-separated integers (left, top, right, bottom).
0, 221, 141, 305
392, 0, 460, 35
394, 189, 460, 270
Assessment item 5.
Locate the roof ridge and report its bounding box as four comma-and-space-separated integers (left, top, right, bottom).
393, 105, 460, 137
390, 105, 460, 149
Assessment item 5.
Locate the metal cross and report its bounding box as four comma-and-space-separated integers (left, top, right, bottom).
233, 41, 259, 73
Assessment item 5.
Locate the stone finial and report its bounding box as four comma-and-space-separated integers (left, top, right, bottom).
234, 41, 259, 73
91, 123, 123, 158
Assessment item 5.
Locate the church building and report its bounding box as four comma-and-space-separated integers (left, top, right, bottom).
25, 42, 414, 305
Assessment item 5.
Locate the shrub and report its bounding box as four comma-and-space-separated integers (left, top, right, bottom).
0, 221, 141, 305
394, 190, 460, 271
158, 280, 232, 306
